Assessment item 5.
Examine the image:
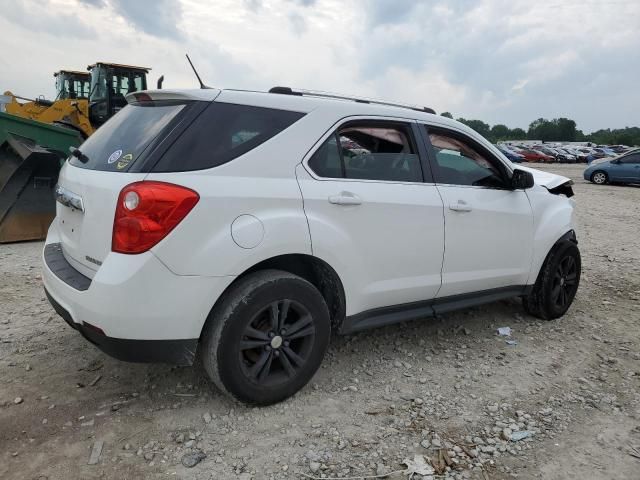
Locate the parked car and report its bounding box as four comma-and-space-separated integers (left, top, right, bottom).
511, 146, 554, 162
595, 147, 618, 157
584, 149, 640, 185
609, 145, 628, 154
529, 146, 556, 161
538, 146, 576, 163
497, 145, 525, 163
587, 147, 617, 164
43, 87, 581, 405
555, 148, 577, 163
564, 147, 588, 162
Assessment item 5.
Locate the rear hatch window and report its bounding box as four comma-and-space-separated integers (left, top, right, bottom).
69, 102, 187, 172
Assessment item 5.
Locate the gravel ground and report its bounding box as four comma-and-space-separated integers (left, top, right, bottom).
1, 163, 639, 480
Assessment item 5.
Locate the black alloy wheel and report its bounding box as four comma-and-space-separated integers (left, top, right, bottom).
523, 241, 581, 320
201, 270, 330, 405
550, 254, 579, 309
239, 299, 315, 386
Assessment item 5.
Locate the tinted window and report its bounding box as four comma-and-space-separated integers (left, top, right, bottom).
153, 102, 305, 172
308, 122, 422, 182
620, 154, 640, 164
427, 128, 507, 188
70, 102, 186, 171
308, 134, 343, 178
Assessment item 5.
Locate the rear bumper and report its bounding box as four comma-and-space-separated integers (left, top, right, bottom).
42, 223, 235, 364
45, 288, 197, 365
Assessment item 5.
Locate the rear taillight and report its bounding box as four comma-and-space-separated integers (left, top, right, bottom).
112, 181, 199, 254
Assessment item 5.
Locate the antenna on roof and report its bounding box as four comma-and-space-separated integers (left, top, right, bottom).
185, 54, 210, 89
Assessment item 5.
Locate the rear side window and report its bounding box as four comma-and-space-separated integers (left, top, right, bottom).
70, 103, 186, 171
308, 121, 423, 182
152, 102, 305, 172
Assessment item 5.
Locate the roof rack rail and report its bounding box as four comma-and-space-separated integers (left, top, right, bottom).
268, 86, 436, 115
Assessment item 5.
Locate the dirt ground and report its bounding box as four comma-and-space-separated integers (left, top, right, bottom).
1, 163, 639, 480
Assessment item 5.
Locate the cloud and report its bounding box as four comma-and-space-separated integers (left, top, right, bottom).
0, 0, 638, 132
78, 0, 185, 39
366, 0, 419, 27
0, 0, 95, 39
288, 11, 307, 35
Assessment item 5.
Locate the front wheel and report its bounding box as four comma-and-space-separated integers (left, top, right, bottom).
591, 171, 608, 184
201, 270, 330, 405
523, 241, 581, 320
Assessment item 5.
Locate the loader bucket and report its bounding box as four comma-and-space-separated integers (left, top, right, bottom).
0, 135, 63, 242
0, 112, 81, 243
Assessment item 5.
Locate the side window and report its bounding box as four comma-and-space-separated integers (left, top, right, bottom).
152, 102, 305, 172
308, 134, 344, 178
427, 128, 508, 188
620, 154, 640, 164
308, 122, 423, 182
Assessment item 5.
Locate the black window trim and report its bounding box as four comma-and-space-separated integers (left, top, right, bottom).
303, 116, 433, 184
129, 100, 209, 173
420, 123, 514, 190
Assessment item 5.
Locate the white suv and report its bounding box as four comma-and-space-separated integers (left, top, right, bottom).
43, 87, 580, 405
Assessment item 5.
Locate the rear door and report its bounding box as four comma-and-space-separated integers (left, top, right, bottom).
618, 153, 640, 182
297, 118, 444, 315
420, 124, 534, 298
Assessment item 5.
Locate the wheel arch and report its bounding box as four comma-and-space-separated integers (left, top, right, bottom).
199, 254, 346, 340
529, 228, 578, 286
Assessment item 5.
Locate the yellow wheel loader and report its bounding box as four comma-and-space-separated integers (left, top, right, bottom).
0, 63, 151, 242
4, 70, 94, 138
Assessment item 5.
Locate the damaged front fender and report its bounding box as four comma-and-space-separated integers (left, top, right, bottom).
515, 165, 574, 194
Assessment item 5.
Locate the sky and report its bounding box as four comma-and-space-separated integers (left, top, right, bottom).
0, 0, 638, 132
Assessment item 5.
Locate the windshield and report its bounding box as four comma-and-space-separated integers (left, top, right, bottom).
70, 102, 187, 171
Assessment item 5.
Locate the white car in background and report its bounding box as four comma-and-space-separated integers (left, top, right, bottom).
43, 86, 581, 404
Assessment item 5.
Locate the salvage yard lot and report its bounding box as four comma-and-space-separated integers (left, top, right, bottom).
1, 163, 639, 480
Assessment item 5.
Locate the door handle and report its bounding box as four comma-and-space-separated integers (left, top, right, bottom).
449, 200, 472, 212
328, 192, 362, 206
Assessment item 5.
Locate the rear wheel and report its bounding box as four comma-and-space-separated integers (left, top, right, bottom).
201, 270, 330, 405
591, 171, 608, 184
523, 241, 581, 320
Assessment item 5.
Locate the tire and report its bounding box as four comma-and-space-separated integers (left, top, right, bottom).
523, 241, 581, 320
591, 171, 608, 185
201, 269, 331, 405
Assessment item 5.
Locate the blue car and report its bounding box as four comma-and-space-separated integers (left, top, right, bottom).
584, 149, 640, 185
497, 146, 525, 163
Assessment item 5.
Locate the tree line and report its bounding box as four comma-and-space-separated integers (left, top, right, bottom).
439, 112, 640, 146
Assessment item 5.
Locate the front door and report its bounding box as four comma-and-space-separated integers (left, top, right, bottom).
421, 125, 534, 298
297, 118, 445, 316
617, 153, 640, 182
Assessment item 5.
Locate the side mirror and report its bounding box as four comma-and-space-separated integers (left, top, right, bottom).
511, 169, 534, 190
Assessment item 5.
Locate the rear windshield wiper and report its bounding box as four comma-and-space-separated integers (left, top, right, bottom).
69, 146, 89, 163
